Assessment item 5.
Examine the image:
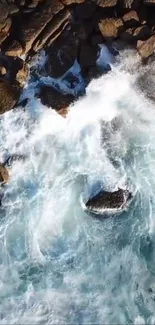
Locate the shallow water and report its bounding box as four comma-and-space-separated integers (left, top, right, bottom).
0, 50, 155, 324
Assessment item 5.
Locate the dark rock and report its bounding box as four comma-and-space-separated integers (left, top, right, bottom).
3, 154, 27, 167
8, 3, 19, 14
137, 34, 155, 58
120, 25, 151, 42
85, 188, 133, 214
0, 78, 20, 114
98, 18, 124, 39
73, 1, 96, 20
143, 0, 155, 5
0, 17, 12, 45
46, 31, 79, 78
39, 85, 75, 115
0, 164, 9, 184
78, 42, 99, 68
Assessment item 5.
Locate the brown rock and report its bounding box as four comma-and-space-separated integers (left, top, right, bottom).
39, 85, 75, 114
96, 0, 118, 7
5, 40, 23, 56
0, 66, 6, 75
61, 0, 85, 4
137, 34, 155, 58
122, 10, 139, 27
15, 62, 29, 87
99, 18, 124, 39
0, 17, 12, 45
0, 164, 9, 184
33, 9, 70, 52
20, 0, 64, 54
0, 78, 20, 114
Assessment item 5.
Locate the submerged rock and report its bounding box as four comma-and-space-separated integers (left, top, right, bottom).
85, 188, 133, 214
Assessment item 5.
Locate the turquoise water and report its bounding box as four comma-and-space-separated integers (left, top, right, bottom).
0, 51, 155, 324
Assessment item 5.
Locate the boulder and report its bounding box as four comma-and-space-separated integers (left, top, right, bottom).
5, 40, 23, 57
137, 34, 155, 58
122, 10, 140, 28
0, 17, 12, 46
0, 2, 8, 24
0, 78, 20, 114
39, 85, 75, 115
98, 18, 124, 39
85, 188, 133, 214
0, 164, 9, 184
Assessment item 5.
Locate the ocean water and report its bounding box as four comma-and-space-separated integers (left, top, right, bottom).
0, 48, 155, 324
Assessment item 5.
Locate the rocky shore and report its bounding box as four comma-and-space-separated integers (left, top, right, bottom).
0, 0, 155, 206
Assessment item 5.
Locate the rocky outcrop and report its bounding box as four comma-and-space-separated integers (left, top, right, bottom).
39, 85, 75, 116
85, 188, 133, 214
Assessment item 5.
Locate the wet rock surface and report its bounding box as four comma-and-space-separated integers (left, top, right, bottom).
86, 188, 133, 214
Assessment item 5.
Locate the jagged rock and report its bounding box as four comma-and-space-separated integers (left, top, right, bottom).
5, 40, 23, 56
120, 25, 150, 41
39, 85, 75, 115
78, 42, 99, 68
0, 78, 20, 114
33, 9, 70, 52
15, 61, 28, 87
20, 0, 64, 54
137, 34, 155, 58
46, 31, 79, 78
96, 0, 118, 7
122, 10, 139, 28
99, 18, 124, 39
85, 188, 133, 214
0, 164, 9, 184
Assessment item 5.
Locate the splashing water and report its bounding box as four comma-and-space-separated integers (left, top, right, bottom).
0, 49, 155, 324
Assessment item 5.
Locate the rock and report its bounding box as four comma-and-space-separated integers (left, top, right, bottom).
20, 0, 64, 54
98, 18, 124, 39
85, 188, 133, 214
122, 10, 139, 28
0, 66, 6, 76
73, 1, 96, 20
78, 43, 99, 68
120, 0, 136, 8
3, 154, 27, 167
0, 78, 20, 114
15, 61, 29, 87
137, 34, 155, 58
96, 0, 118, 7
0, 164, 9, 184
5, 40, 23, 56
46, 31, 79, 78
8, 3, 19, 14
39, 85, 75, 114
120, 25, 151, 42
32, 9, 70, 52
0, 2, 8, 24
